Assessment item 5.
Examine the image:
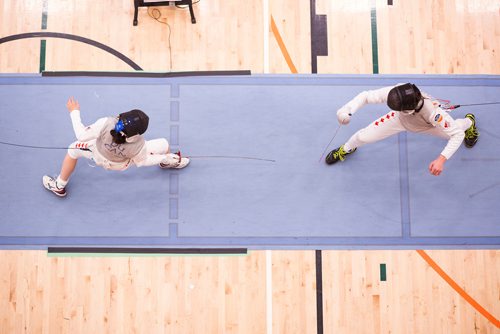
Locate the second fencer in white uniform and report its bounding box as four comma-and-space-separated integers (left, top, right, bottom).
325, 83, 479, 176
43, 97, 189, 197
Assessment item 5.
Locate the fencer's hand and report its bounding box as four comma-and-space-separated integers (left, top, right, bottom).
66, 97, 80, 112
429, 155, 447, 176
336, 107, 352, 125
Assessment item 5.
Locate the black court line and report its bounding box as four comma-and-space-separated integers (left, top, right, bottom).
0, 32, 143, 70
310, 0, 328, 73
48, 247, 247, 254
315, 250, 324, 334
41, 70, 252, 77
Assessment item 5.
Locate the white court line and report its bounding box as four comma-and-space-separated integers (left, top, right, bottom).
266, 250, 273, 334
263, 0, 270, 74
263, 1, 271, 331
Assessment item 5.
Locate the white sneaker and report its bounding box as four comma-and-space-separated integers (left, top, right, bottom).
42, 175, 67, 197
159, 152, 190, 169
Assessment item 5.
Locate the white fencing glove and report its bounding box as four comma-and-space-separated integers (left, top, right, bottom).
336, 107, 352, 125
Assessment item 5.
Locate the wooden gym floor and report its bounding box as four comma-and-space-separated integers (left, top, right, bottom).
0, 0, 499, 333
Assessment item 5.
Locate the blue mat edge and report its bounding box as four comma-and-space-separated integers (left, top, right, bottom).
1, 73, 499, 250
0, 73, 499, 86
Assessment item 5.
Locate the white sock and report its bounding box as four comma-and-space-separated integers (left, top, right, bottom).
343, 143, 354, 152
56, 176, 68, 189
466, 118, 473, 129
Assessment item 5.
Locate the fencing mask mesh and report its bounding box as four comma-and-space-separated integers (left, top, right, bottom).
387, 83, 423, 113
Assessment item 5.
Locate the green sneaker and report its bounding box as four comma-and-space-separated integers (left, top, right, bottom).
464, 113, 479, 148
325, 145, 357, 165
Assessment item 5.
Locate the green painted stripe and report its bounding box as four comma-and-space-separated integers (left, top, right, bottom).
370, 6, 379, 74
39, 40, 46, 73
41, 0, 48, 29
380, 263, 387, 281
47, 252, 249, 258
40, 0, 48, 73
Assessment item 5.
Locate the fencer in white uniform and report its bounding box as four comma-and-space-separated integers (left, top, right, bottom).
325, 83, 479, 176
43, 97, 189, 197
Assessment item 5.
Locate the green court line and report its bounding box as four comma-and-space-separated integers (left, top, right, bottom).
370, 5, 379, 74
47, 252, 250, 258
39, 40, 46, 73
380, 263, 387, 281
40, 0, 48, 73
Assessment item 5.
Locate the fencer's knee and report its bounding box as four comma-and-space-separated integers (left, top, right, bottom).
158, 138, 169, 150
146, 138, 169, 154
67, 143, 78, 159
154, 138, 168, 146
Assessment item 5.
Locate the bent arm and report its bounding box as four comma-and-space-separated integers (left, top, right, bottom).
440, 130, 465, 160
341, 86, 394, 115
431, 110, 465, 160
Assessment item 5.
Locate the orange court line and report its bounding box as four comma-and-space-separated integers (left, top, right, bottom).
416, 249, 500, 328
270, 15, 298, 74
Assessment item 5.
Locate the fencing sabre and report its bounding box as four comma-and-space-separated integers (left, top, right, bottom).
318, 115, 350, 162
438, 100, 500, 110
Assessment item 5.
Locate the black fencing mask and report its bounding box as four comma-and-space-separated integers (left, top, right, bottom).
387, 83, 423, 113
115, 109, 149, 137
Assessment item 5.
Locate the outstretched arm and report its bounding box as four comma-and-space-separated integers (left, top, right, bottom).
66, 97, 107, 141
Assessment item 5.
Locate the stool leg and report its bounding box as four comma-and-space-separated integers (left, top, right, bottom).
188, 3, 196, 23
133, 0, 139, 25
